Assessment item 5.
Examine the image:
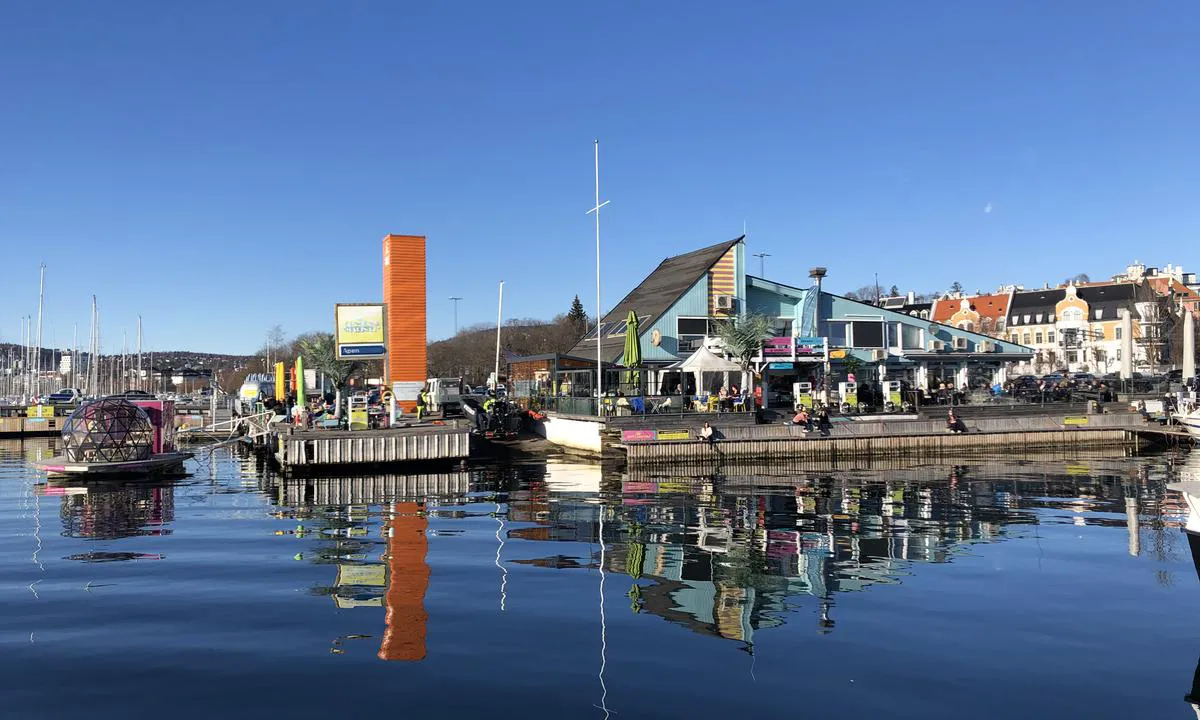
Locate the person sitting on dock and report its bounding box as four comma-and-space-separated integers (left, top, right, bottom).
791, 407, 812, 432
946, 410, 967, 433
699, 421, 715, 447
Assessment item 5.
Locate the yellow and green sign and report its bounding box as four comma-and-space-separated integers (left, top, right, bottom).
335, 304, 388, 359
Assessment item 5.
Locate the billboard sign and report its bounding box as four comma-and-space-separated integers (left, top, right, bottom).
335, 304, 388, 359
762, 337, 794, 357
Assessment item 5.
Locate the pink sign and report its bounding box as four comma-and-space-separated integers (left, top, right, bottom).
621, 429, 657, 443
763, 337, 794, 356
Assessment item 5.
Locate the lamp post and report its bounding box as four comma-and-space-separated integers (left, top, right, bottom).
753, 252, 771, 278
449, 296, 463, 336
810, 267, 828, 403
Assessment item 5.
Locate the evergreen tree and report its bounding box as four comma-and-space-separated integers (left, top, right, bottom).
949, 281, 964, 295
567, 295, 587, 327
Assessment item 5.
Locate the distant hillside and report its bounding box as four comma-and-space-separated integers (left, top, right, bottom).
428, 317, 585, 384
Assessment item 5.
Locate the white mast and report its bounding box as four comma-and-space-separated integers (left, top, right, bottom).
586, 139, 610, 417
71, 323, 77, 391
137, 315, 143, 390
34, 264, 45, 398
494, 281, 504, 392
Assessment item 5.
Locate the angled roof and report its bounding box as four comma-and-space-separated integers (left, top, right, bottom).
567, 237, 743, 360
931, 292, 1012, 324
1010, 288, 1064, 313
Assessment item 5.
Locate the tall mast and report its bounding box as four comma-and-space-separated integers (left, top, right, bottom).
137, 315, 143, 390
586, 139, 610, 417
34, 264, 45, 398
71, 324, 77, 390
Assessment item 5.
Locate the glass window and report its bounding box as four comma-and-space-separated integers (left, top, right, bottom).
1115, 327, 1122, 340
851, 321, 884, 348
1024, 315, 1031, 324
677, 318, 708, 335
607, 321, 628, 337
1047, 331, 1055, 344
772, 318, 794, 337
826, 321, 848, 347
1023, 332, 1031, 345
1095, 309, 1104, 320
1035, 332, 1043, 344
901, 324, 923, 349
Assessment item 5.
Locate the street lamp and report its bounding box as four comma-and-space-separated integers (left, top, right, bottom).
753, 252, 771, 278
449, 296, 463, 336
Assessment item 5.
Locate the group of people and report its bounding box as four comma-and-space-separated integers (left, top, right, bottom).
790, 405, 833, 434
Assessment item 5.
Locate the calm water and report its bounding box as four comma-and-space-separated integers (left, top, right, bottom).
2, 438, 1200, 718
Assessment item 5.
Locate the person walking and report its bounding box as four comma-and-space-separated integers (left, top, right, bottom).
416, 387, 428, 421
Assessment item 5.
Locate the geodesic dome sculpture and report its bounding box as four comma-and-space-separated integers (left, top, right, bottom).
61, 399, 154, 463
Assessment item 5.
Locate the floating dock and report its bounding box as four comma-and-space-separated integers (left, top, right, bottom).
271, 424, 471, 474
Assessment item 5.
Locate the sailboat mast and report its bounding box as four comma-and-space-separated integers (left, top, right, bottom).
34, 264, 45, 398
494, 281, 504, 392
137, 315, 143, 390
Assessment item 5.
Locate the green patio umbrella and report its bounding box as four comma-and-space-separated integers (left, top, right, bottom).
620, 311, 641, 389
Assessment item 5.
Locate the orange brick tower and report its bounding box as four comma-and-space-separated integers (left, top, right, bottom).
382, 234, 427, 411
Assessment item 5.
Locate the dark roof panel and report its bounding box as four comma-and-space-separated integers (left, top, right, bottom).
568, 237, 743, 360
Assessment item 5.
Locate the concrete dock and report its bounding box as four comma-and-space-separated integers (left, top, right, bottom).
271, 424, 471, 473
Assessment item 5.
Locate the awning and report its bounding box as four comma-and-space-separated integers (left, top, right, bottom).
667, 346, 743, 372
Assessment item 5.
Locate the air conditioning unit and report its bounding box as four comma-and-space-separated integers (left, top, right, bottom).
870, 349, 887, 361
930, 340, 945, 351
978, 340, 994, 352
714, 295, 734, 311
953, 337, 969, 350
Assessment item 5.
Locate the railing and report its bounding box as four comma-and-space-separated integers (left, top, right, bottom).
178, 410, 275, 441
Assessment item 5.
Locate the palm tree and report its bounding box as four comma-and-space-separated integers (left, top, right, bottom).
711, 314, 772, 373
295, 332, 363, 412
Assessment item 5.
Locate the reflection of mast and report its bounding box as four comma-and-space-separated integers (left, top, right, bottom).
597, 501, 610, 719
1125, 495, 1140, 557
378, 501, 429, 662
494, 498, 507, 611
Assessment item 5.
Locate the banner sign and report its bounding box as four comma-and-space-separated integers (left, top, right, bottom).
1063, 416, 1089, 426
795, 336, 826, 356
763, 337, 794, 357
656, 429, 691, 441
621, 429, 656, 443
335, 304, 388, 359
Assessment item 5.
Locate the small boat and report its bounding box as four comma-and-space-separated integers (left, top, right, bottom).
462, 396, 521, 440
33, 397, 193, 478
1172, 395, 1200, 438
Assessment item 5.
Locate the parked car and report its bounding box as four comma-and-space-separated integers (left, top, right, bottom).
47, 387, 82, 405
114, 389, 155, 399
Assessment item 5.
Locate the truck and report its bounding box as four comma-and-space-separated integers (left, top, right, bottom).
426, 377, 464, 416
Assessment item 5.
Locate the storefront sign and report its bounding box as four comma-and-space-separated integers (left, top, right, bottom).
26, 405, 54, 418
768, 362, 794, 371
795, 336, 826, 356
763, 337, 794, 357
1063, 416, 1089, 426
830, 349, 847, 359
621, 429, 656, 442
335, 304, 388, 359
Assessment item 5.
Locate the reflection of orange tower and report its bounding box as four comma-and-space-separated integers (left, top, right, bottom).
378, 502, 430, 661
382, 234, 427, 412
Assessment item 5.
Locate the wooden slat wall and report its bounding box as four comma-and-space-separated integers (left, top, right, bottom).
624, 428, 1132, 465
383, 234, 427, 410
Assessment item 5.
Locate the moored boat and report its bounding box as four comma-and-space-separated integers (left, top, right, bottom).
33, 397, 193, 477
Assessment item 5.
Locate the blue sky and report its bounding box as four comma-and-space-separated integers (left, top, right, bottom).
3, 2, 1199, 354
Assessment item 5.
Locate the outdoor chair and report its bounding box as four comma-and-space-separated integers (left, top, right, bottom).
651, 397, 673, 414
732, 393, 746, 412
707, 396, 720, 413
630, 396, 645, 414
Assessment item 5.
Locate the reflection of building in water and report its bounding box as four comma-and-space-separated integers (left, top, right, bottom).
379, 502, 429, 661
47, 482, 174, 541
511, 458, 1172, 647
281, 473, 470, 663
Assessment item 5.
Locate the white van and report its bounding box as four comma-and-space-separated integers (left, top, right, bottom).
426, 377, 464, 415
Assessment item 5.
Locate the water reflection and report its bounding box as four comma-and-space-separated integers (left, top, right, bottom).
38, 480, 174, 546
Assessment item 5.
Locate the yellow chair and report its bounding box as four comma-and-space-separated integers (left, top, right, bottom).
707, 396, 720, 412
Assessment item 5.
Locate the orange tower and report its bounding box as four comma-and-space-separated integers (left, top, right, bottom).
378, 501, 429, 661
382, 234, 427, 411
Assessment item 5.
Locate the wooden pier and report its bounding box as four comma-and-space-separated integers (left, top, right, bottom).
623, 427, 1135, 464
271, 424, 471, 473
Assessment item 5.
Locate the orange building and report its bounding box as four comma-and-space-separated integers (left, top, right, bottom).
382, 234, 427, 411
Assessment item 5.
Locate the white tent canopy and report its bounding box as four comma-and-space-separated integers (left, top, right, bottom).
666, 346, 746, 396
668, 346, 742, 372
